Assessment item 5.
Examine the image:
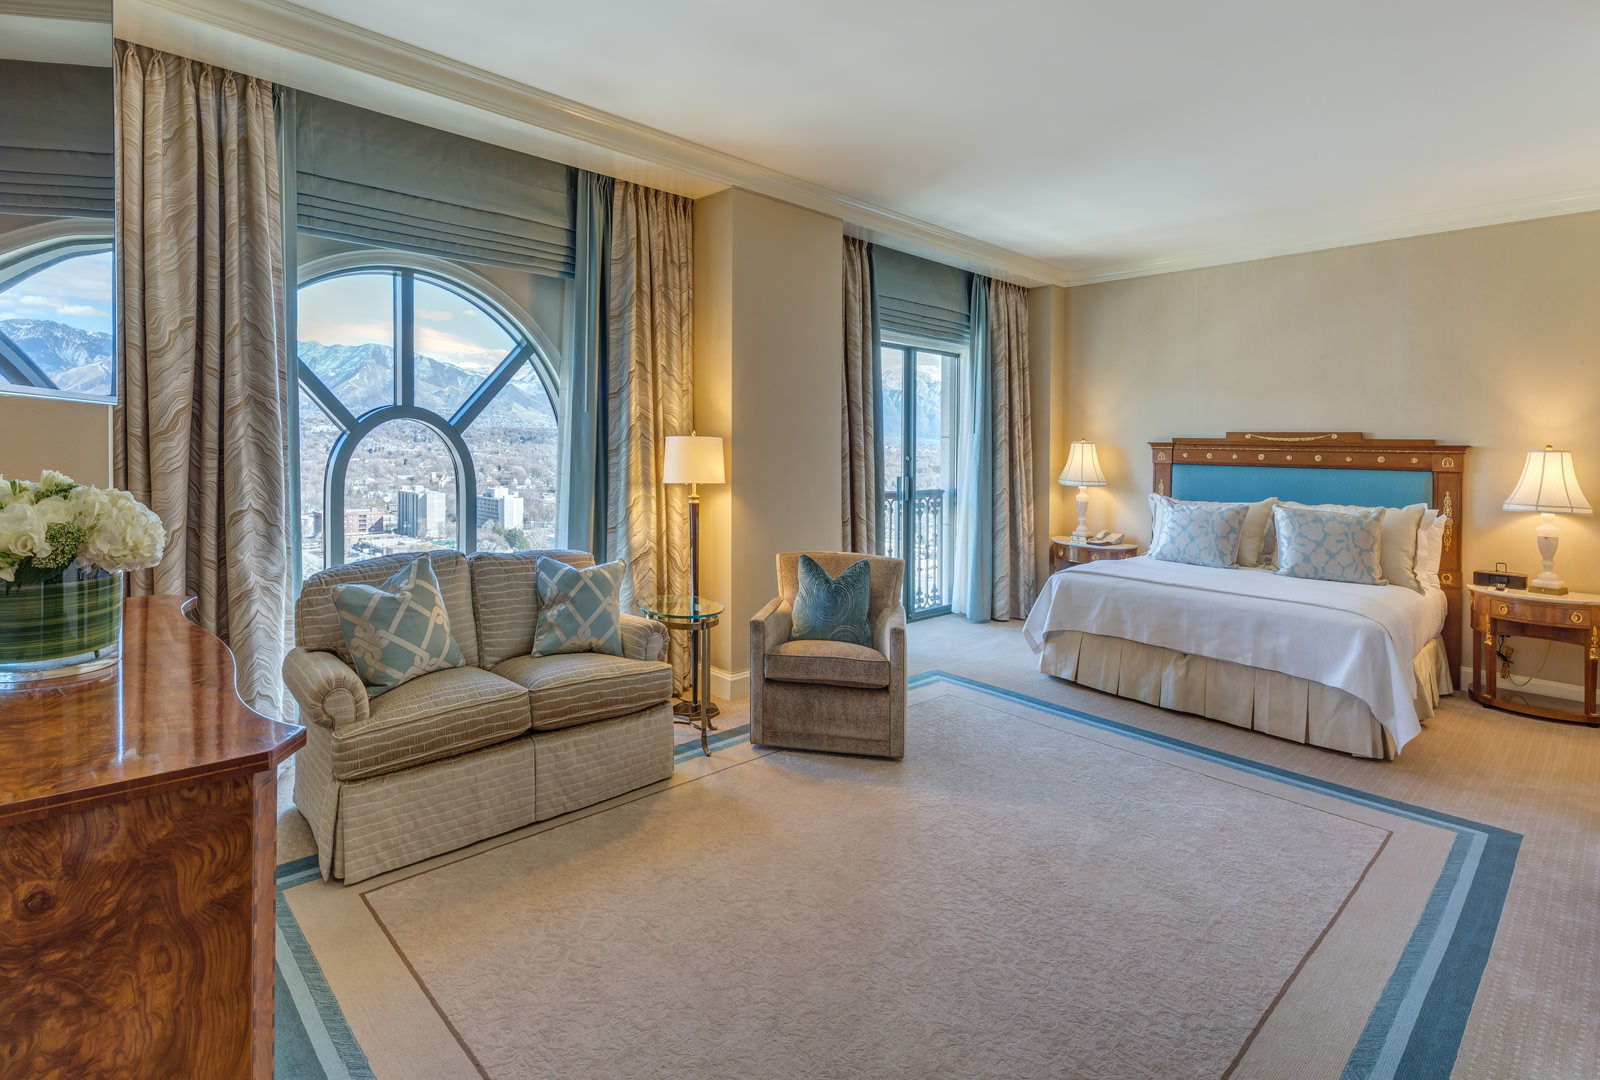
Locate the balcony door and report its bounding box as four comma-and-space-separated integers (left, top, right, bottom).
879, 343, 958, 618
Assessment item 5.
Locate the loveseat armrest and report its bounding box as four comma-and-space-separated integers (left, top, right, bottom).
282, 647, 369, 731
620, 612, 668, 663
750, 596, 792, 668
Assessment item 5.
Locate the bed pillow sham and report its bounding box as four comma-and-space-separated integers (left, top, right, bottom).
1415, 509, 1447, 591
1272, 504, 1387, 586
1148, 493, 1277, 567
1279, 501, 1427, 592
1148, 499, 1251, 569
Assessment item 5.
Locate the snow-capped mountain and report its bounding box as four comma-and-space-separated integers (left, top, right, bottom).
296, 340, 556, 428
0, 319, 114, 395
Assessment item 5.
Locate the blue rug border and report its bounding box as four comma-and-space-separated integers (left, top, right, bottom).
276, 674, 1520, 1080
911, 670, 1521, 1080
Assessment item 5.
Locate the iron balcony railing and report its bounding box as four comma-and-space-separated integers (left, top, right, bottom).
882, 488, 950, 615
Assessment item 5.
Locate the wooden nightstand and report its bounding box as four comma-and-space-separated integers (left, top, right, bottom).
1050, 536, 1140, 573
1468, 584, 1600, 725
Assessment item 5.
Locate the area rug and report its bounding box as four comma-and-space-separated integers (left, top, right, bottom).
274, 673, 1518, 1080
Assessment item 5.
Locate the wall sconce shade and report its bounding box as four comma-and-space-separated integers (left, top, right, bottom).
663, 435, 725, 486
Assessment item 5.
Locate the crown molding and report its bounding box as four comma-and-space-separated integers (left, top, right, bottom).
1062, 186, 1600, 285
117, 0, 1071, 288
0, 1, 108, 21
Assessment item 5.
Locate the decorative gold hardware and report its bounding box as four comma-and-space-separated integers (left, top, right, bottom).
1377, 455, 1386, 463
1156, 451, 1167, 462
1286, 454, 1293, 461
1442, 456, 1455, 469
1158, 477, 1165, 496
1181, 452, 1189, 459
1441, 491, 1454, 553
1345, 456, 1353, 462
1257, 453, 1265, 461
1496, 602, 1509, 616
1440, 571, 1454, 586
1314, 454, 1323, 462
1483, 631, 1494, 650
1241, 433, 1338, 442
1572, 612, 1584, 625
1232, 453, 1238, 460
1590, 628, 1598, 662
1206, 452, 1213, 460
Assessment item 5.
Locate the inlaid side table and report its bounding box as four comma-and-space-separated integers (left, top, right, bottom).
1468, 584, 1600, 725
636, 594, 724, 754
1050, 536, 1140, 573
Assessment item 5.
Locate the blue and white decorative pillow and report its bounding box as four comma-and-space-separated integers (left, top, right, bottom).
1272, 504, 1387, 585
332, 555, 464, 698
1148, 500, 1250, 568
533, 556, 625, 656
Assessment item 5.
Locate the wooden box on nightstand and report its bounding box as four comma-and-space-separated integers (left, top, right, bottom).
1050, 536, 1140, 573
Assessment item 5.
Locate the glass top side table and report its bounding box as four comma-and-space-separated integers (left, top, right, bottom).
635, 594, 724, 755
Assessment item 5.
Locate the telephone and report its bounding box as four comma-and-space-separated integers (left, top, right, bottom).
1087, 530, 1125, 546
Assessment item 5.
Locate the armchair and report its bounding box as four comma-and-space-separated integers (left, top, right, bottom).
748, 552, 906, 759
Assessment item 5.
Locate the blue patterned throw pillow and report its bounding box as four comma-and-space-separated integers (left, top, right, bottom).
332, 556, 464, 698
1272, 504, 1387, 585
1148, 500, 1250, 569
789, 555, 873, 647
533, 557, 624, 656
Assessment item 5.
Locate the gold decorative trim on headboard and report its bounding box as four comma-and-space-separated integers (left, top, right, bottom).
1241, 432, 1339, 443
1441, 491, 1454, 553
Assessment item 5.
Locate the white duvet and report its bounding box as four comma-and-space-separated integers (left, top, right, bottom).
1022, 557, 1448, 751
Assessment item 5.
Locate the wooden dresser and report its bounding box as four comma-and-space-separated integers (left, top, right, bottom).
0, 596, 305, 1080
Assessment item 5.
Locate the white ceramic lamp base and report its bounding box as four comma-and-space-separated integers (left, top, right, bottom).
1069, 487, 1090, 542
1529, 513, 1568, 595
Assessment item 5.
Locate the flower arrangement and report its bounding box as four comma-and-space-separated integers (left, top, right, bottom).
0, 471, 166, 587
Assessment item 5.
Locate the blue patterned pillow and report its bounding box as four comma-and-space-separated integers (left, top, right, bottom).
332, 556, 464, 698
1148, 500, 1250, 568
1272, 504, 1387, 585
789, 555, 873, 646
533, 557, 624, 656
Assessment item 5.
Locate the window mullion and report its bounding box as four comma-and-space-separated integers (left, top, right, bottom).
397, 270, 414, 408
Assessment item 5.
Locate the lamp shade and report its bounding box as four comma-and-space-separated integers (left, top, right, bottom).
662, 435, 725, 486
1502, 447, 1591, 515
1058, 440, 1107, 488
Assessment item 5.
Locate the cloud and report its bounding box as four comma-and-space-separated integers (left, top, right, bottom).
417, 308, 455, 322
416, 326, 512, 372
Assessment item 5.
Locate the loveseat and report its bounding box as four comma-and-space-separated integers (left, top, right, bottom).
283, 548, 674, 883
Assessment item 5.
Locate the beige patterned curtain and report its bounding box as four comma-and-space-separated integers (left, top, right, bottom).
606, 181, 694, 691
841, 236, 877, 553
115, 42, 291, 718
989, 279, 1036, 620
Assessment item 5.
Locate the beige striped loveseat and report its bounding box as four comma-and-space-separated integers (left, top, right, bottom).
283, 549, 674, 883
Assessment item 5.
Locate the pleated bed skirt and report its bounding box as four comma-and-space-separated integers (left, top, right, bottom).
1037, 631, 1455, 760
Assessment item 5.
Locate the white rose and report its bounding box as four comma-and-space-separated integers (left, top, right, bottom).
0, 499, 47, 562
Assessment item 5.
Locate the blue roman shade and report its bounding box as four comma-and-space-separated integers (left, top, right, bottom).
872, 246, 972, 343
0, 60, 114, 219
292, 92, 576, 277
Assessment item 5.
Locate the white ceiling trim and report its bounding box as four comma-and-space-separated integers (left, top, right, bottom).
117, 0, 1070, 288
0, 1, 108, 22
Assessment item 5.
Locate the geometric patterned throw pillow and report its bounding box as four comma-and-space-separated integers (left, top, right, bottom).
532, 556, 624, 657
332, 555, 464, 698
788, 554, 874, 647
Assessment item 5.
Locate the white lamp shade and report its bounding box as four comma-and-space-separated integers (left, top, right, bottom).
662, 435, 725, 486
1502, 447, 1591, 515
1058, 440, 1107, 488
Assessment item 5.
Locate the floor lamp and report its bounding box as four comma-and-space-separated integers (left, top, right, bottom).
663, 433, 725, 718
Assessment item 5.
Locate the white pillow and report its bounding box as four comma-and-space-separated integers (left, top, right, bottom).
1149, 493, 1277, 567
1415, 510, 1447, 591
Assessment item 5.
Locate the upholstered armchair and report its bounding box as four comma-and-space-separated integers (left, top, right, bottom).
748, 552, 907, 759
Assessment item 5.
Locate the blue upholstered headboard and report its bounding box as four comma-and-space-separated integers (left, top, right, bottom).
1170, 464, 1434, 508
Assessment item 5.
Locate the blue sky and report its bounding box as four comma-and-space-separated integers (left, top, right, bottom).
0, 251, 113, 337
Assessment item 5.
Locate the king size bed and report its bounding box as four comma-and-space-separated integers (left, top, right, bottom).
1022, 432, 1468, 759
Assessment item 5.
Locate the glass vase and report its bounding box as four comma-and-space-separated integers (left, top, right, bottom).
0, 568, 123, 684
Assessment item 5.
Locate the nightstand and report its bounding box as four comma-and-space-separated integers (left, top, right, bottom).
1050, 536, 1139, 573
1468, 584, 1600, 725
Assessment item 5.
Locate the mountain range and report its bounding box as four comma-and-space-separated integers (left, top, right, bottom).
0, 319, 113, 395
297, 340, 556, 428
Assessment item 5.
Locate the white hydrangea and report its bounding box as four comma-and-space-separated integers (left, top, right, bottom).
0, 499, 49, 581
0, 472, 166, 581
82, 488, 167, 573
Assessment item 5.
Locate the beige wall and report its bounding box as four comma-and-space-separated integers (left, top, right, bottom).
0, 395, 112, 487
1064, 209, 1600, 686
693, 189, 843, 684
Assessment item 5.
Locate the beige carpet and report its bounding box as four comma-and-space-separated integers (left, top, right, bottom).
280, 679, 1465, 1080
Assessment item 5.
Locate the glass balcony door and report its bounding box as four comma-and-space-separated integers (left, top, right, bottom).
879, 343, 958, 618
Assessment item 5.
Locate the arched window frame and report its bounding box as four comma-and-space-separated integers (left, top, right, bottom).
295, 250, 563, 571
0, 220, 115, 402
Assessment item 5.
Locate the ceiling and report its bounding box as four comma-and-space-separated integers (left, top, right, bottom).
187, 1, 1600, 281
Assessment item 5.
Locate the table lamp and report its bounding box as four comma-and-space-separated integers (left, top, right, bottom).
1058, 440, 1107, 542
662, 433, 725, 603
1502, 445, 1591, 595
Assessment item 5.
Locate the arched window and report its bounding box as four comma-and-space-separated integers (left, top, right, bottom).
0, 235, 115, 401
296, 264, 560, 579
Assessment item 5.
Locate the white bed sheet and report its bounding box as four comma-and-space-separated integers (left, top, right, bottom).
1021, 557, 1448, 751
